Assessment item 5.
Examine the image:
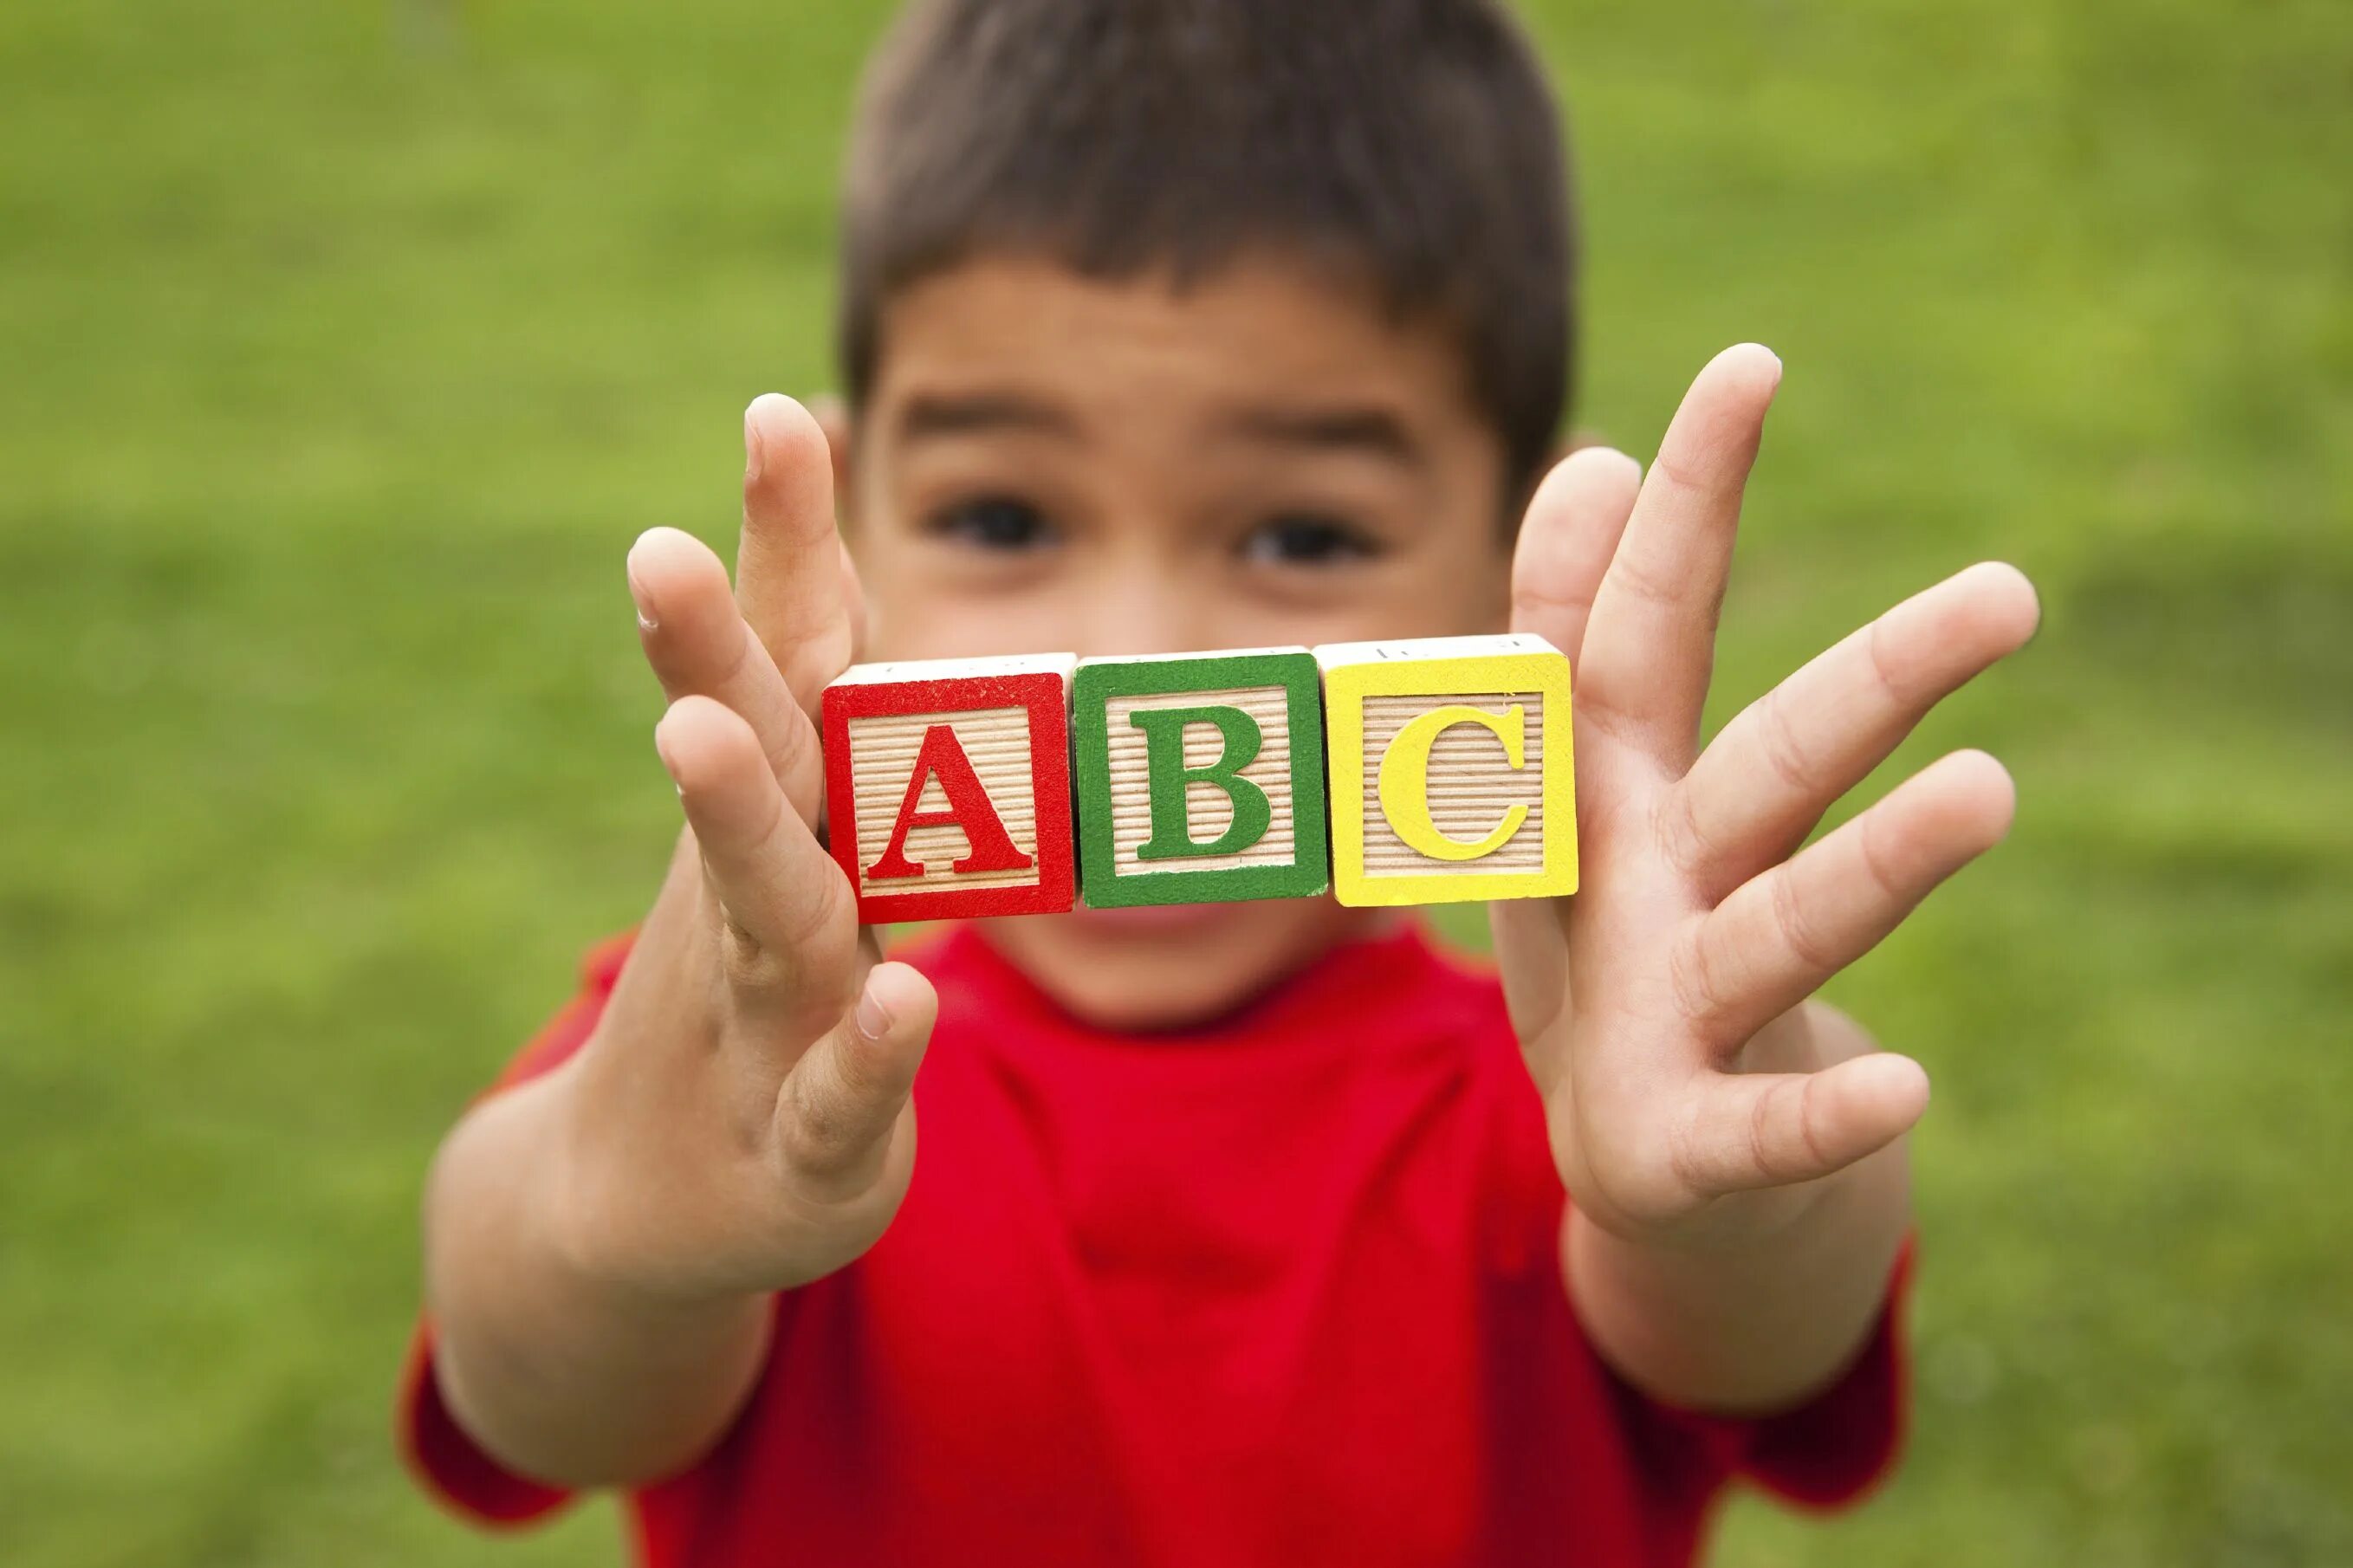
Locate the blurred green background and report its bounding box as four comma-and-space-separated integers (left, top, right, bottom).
3, 0, 2347, 1563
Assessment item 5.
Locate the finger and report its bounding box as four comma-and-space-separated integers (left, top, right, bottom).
630, 527, 829, 826
1678, 749, 2015, 1044
1671, 1052, 1930, 1197
1577, 344, 1782, 767
1509, 445, 1644, 666
1671, 561, 2039, 895
776, 960, 937, 1201
1493, 446, 1644, 1054
654, 696, 857, 997
736, 394, 858, 716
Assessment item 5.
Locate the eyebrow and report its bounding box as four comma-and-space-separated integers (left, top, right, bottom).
896, 391, 1079, 443
894, 389, 1425, 467
1219, 403, 1424, 467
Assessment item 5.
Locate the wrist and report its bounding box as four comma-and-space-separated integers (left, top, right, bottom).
1564, 1138, 1913, 1414
426, 1067, 774, 1487
522, 1058, 750, 1314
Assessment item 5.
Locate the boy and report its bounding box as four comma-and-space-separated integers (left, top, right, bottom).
402, 1, 2040, 1563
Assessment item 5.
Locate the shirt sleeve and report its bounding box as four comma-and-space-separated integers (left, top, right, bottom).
393, 930, 637, 1527
1619, 1240, 1916, 1513
1734, 1241, 1913, 1507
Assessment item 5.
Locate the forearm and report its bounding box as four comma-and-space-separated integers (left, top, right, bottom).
422, 1066, 770, 1487
1565, 1001, 1911, 1414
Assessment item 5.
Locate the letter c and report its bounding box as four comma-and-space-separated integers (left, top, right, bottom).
1375, 703, 1528, 861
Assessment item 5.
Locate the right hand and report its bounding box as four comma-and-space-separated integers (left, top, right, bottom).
544, 394, 937, 1303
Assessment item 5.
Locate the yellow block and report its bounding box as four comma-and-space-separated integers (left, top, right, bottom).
1319, 634, 1577, 907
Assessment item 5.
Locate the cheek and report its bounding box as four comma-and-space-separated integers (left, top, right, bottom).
861, 584, 1073, 663
847, 535, 1112, 663
1397, 518, 1514, 634
847, 507, 1512, 664
1269, 546, 1512, 646
857, 559, 1511, 663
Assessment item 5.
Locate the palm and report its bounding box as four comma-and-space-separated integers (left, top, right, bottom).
613, 395, 936, 1296
1490, 347, 2039, 1239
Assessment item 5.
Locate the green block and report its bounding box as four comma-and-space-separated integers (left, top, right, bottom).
1073, 649, 1331, 907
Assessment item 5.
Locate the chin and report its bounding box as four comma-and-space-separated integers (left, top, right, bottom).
986, 897, 1382, 1032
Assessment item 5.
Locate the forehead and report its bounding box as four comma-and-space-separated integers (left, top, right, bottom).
865, 254, 1487, 436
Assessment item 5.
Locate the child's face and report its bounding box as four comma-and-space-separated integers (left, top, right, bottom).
840, 255, 1516, 1028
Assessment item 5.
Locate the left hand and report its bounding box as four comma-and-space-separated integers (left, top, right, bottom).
1493, 344, 2039, 1246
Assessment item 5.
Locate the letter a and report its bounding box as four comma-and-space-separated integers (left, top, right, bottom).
865, 722, 1034, 880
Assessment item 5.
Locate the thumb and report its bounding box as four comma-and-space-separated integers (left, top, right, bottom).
1674, 1053, 1931, 1198
775, 961, 937, 1201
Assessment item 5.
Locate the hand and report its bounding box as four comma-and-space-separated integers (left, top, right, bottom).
1493, 345, 2039, 1246
545, 395, 937, 1301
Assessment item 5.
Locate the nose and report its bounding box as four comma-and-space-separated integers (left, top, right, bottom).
1064, 537, 1220, 661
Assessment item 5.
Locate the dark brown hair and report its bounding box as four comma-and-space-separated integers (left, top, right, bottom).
838, 0, 1577, 511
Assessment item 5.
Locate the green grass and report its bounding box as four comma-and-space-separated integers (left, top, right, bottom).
3, 1, 2347, 1563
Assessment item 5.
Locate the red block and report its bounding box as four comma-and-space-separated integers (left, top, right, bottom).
820, 654, 1078, 923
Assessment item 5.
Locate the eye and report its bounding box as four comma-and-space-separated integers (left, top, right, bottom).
927, 495, 1057, 553
1238, 513, 1381, 567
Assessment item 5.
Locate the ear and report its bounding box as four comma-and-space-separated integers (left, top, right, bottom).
806, 392, 859, 530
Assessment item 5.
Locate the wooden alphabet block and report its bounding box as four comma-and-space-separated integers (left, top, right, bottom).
820, 653, 1078, 923
1317, 633, 1576, 907
1072, 648, 1329, 907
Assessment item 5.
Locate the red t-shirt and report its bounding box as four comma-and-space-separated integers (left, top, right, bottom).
400, 923, 1909, 1567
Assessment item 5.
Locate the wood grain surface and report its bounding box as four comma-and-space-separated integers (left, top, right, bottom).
846, 705, 1043, 895
1102, 684, 1297, 876
1358, 692, 1548, 878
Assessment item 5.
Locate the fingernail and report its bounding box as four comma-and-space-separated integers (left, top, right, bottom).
653, 723, 682, 787
853, 978, 891, 1041
626, 567, 658, 632
744, 400, 765, 483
